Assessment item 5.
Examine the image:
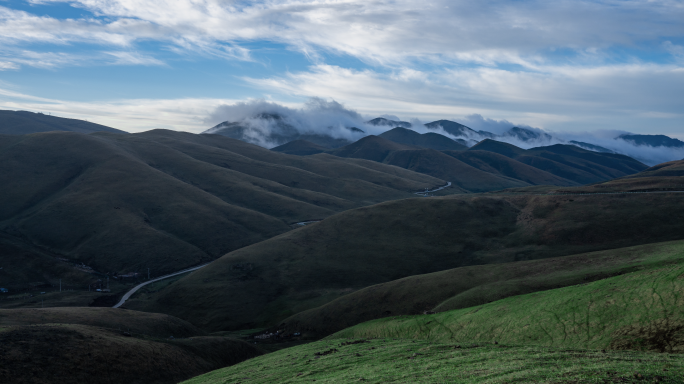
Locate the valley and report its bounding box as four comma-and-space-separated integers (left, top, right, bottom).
1, 111, 684, 383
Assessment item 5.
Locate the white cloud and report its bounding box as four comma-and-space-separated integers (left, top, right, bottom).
104, 51, 166, 66
3, 1, 683, 66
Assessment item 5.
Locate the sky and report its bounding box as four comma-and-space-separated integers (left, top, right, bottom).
0, 0, 683, 137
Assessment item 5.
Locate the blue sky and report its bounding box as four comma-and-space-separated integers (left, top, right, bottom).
0, 0, 682, 136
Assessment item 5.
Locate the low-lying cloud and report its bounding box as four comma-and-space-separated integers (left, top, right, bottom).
207, 98, 683, 165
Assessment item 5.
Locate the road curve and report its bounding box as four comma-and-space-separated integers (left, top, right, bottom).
113, 263, 210, 308
414, 181, 452, 195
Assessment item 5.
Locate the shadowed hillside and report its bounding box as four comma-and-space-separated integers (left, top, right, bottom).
326, 135, 417, 162
0, 308, 263, 384
382, 149, 529, 192
378, 127, 467, 150
129, 191, 684, 331
471, 139, 648, 184
0, 110, 127, 135
271, 139, 326, 155
0, 130, 443, 290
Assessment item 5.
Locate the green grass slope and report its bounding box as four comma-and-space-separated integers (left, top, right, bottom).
277, 240, 684, 339
0, 130, 442, 289
0, 110, 127, 134
183, 338, 684, 384
333, 253, 684, 352
132, 192, 684, 331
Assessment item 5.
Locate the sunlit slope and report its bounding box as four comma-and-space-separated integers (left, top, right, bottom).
333, 250, 684, 352
183, 339, 684, 384
0, 130, 441, 286
133, 192, 684, 331
278, 240, 684, 338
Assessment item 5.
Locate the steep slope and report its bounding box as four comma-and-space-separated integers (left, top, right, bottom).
0, 130, 443, 289
0, 110, 127, 135
131, 191, 684, 331
379, 127, 467, 150
270, 139, 325, 155
442, 150, 578, 186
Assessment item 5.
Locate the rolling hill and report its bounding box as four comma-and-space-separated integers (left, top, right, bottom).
275, 240, 684, 339
470, 139, 649, 184
0, 130, 443, 290
0, 308, 262, 384
270, 139, 326, 155
378, 127, 468, 150
0, 110, 127, 135
128, 190, 684, 331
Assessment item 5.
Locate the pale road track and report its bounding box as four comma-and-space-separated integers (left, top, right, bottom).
113, 263, 210, 308
114, 186, 682, 308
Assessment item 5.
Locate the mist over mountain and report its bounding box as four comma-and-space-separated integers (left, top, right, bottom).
203, 99, 683, 166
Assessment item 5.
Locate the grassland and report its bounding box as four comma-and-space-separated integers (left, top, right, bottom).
0, 307, 263, 384
332, 254, 684, 352
182, 338, 684, 383
131, 191, 684, 331
0, 130, 442, 291
277, 240, 684, 339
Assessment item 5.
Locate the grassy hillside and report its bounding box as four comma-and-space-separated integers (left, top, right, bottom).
326, 135, 417, 162
0, 324, 262, 384
378, 127, 467, 150
470, 139, 649, 185
333, 253, 684, 353
0, 130, 441, 290
130, 191, 684, 331
383, 149, 529, 192
183, 339, 684, 383
277, 240, 684, 339
0, 307, 264, 384
443, 149, 577, 186
0, 307, 206, 338
0, 110, 126, 134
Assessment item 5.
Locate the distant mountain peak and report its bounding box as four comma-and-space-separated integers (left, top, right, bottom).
502, 127, 552, 142
366, 117, 412, 128
617, 134, 684, 148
